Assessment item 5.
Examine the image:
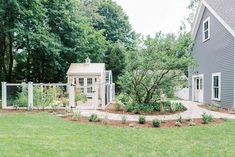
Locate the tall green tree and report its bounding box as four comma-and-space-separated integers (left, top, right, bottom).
118, 33, 194, 103
81, 0, 135, 84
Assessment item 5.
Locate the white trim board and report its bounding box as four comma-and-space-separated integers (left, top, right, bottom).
191, 0, 235, 39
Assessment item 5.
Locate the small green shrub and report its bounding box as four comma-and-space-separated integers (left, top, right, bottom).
75, 94, 87, 103
152, 119, 161, 127
121, 114, 127, 124
189, 118, 196, 126
88, 114, 99, 122
17, 85, 28, 107
116, 93, 129, 104
114, 103, 122, 111
138, 115, 146, 124
72, 111, 81, 121
176, 114, 182, 123
201, 112, 213, 124
125, 104, 134, 112
175, 121, 182, 127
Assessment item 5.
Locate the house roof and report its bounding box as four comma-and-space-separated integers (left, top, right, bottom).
191, 0, 235, 39
67, 63, 105, 76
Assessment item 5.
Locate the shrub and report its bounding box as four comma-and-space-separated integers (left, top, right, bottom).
175, 102, 186, 111
72, 111, 81, 121
175, 121, 182, 127
17, 85, 28, 107
51, 100, 62, 112
88, 114, 99, 122
189, 118, 196, 126
75, 94, 87, 103
176, 114, 182, 123
114, 103, 122, 111
116, 93, 129, 104
152, 119, 161, 127
138, 115, 146, 124
121, 114, 127, 124
201, 112, 213, 124
133, 105, 141, 114
125, 104, 134, 112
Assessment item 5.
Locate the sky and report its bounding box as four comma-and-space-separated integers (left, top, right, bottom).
113, 0, 191, 37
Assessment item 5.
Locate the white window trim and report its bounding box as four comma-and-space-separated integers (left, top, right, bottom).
203, 17, 210, 42
211, 72, 221, 101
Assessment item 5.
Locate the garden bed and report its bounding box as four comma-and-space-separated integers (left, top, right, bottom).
61, 115, 224, 128
199, 104, 235, 114
101, 102, 187, 115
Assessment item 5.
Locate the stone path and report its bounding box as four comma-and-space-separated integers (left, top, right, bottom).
76, 101, 235, 121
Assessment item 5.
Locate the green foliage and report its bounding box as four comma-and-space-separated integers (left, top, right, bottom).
102, 113, 109, 125
176, 115, 182, 123
114, 103, 122, 111
17, 85, 28, 107
88, 114, 99, 122
189, 118, 196, 126
72, 111, 81, 121
152, 119, 161, 127
75, 94, 87, 103
138, 115, 146, 124
201, 113, 213, 124
118, 33, 194, 104
116, 93, 130, 105
125, 101, 185, 113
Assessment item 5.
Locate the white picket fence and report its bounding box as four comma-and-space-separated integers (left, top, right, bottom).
1, 82, 115, 110
174, 88, 189, 100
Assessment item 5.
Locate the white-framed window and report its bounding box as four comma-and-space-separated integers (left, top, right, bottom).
203, 17, 210, 42
212, 72, 221, 101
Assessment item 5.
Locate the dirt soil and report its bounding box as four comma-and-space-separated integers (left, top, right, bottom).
199, 104, 235, 115
0, 109, 224, 128
62, 115, 224, 128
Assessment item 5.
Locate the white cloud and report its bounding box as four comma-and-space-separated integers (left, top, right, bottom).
113, 0, 190, 37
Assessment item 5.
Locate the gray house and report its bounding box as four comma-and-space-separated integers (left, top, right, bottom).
189, 0, 235, 109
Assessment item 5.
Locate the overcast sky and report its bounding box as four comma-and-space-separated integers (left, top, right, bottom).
113, 0, 190, 37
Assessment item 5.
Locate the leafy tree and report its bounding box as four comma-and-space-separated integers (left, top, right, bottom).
81, 0, 134, 85
118, 33, 194, 104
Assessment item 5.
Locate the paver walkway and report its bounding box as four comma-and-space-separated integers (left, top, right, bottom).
77, 101, 235, 121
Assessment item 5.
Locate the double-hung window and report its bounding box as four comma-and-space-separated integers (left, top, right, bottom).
203, 17, 210, 42
212, 73, 221, 101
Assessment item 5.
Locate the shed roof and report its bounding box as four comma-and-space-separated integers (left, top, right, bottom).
67, 63, 105, 76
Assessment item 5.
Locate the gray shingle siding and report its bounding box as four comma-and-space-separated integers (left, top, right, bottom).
189, 8, 235, 108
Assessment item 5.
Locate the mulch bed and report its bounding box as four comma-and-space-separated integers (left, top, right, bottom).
0, 109, 224, 128
199, 104, 235, 114
100, 103, 186, 116
61, 115, 224, 128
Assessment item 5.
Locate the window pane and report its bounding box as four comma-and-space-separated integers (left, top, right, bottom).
79, 78, 84, 86
87, 87, 92, 93
214, 87, 219, 99
213, 76, 219, 87
197, 79, 199, 90
204, 21, 208, 30
200, 78, 203, 90
87, 78, 92, 85
204, 31, 209, 39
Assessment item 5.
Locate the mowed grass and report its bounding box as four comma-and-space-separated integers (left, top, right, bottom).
0, 113, 235, 157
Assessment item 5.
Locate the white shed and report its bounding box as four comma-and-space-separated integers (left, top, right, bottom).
67, 57, 115, 109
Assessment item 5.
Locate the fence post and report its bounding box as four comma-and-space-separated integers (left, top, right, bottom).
28, 82, 33, 109
92, 83, 99, 109
1, 82, 7, 109
68, 84, 75, 108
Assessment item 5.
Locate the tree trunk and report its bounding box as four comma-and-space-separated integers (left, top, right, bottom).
7, 33, 13, 82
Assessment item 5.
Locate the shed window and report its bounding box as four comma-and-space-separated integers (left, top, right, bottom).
203, 17, 210, 42
212, 73, 221, 101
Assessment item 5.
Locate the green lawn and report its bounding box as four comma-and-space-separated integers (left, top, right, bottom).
0, 112, 235, 157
